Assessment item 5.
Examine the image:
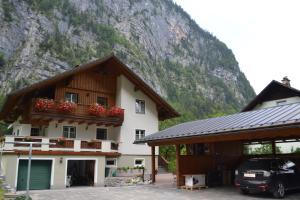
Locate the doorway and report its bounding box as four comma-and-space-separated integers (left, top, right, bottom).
67, 160, 95, 187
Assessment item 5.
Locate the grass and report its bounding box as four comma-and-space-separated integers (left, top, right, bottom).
0, 180, 4, 200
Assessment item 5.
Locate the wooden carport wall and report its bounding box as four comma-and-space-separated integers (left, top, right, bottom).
148, 125, 300, 187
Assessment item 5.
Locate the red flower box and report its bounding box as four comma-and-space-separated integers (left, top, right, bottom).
57, 101, 77, 113
107, 106, 124, 117
34, 98, 55, 112
88, 103, 106, 116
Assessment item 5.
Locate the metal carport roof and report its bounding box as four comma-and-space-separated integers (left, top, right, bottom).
137, 102, 300, 143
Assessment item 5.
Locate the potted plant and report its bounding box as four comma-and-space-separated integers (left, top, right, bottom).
24, 136, 32, 142
57, 137, 66, 146
57, 101, 77, 113
87, 140, 95, 147
88, 103, 106, 116
34, 98, 55, 112
107, 106, 124, 117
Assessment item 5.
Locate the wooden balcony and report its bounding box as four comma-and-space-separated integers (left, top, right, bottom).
1, 136, 119, 153
28, 99, 124, 127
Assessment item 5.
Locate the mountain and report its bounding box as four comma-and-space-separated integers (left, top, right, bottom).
0, 0, 255, 128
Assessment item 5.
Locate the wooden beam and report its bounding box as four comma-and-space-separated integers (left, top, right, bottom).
175, 144, 183, 188
78, 121, 85, 125
151, 146, 156, 183
58, 119, 64, 123
272, 140, 276, 157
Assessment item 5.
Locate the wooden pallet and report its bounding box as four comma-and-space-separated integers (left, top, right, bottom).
180, 185, 208, 191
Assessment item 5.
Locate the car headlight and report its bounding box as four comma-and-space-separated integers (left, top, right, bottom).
235, 170, 239, 175
263, 171, 271, 177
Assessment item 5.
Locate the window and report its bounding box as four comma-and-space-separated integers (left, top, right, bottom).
135, 99, 145, 114
96, 128, 107, 140
275, 139, 300, 154
135, 129, 145, 140
243, 142, 273, 155
30, 127, 40, 136
65, 92, 78, 103
97, 96, 108, 108
134, 158, 145, 167
276, 100, 287, 106
106, 158, 117, 167
63, 126, 76, 138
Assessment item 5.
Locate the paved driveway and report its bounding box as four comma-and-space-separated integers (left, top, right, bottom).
29, 185, 300, 200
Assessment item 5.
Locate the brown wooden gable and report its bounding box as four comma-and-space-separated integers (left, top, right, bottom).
55, 71, 116, 107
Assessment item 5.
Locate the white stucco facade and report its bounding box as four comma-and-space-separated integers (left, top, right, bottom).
254, 96, 300, 110
116, 75, 159, 155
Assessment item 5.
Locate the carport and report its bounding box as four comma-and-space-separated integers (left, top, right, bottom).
137, 102, 300, 188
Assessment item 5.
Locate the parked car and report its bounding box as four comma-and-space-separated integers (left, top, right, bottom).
235, 158, 300, 198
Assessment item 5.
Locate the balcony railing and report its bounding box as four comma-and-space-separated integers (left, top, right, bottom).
1, 136, 119, 153
30, 98, 124, 126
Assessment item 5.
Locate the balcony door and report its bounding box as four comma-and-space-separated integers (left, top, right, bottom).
63, 126, 76, 138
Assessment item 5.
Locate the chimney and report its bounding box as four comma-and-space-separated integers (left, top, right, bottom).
281, 76, 291, 87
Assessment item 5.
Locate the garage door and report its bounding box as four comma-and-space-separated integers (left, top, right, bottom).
17, 160, 52, 191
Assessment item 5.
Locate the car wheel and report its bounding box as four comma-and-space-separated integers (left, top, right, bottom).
240, 189, 249, 195
273, 182, 285, 199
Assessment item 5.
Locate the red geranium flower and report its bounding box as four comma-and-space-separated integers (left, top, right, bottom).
34, 98, 55, 112
57, 101, 77, 113
88, 103, 106, 116
107, 106, 124, 117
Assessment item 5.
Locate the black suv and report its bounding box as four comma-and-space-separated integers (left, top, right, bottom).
235, 158, 300, 198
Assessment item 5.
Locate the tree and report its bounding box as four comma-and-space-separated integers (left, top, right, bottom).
247, 143, 282, 155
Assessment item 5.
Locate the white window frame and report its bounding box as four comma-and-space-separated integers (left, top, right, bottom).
106, 158, 117, 168
62, 126, 76, 138
96, 128, 108, 140
134, 158, 145, 167
30, 127, 41, 136
65, 92, 78, 103
135, 129, 145, 141
135, 99, 145, 114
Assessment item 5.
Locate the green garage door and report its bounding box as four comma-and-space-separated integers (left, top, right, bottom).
17, 160, 52, 191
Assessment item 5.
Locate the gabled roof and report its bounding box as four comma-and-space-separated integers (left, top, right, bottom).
0, 54, 179, 121
242, 80, 300, 112
137, 102, 300, 143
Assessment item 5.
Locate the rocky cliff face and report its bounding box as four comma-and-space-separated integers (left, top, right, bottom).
0, 0, 255, 124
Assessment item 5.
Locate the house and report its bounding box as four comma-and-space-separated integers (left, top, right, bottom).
138, 77, 300, 187
0, 54, 179, 190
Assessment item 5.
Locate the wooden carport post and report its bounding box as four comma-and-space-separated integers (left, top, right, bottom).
175, 144, 182, 188
151, 145, 156, 183
272, 140, 276, 157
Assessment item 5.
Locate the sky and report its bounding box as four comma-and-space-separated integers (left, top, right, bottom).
173, 0, 300, 94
